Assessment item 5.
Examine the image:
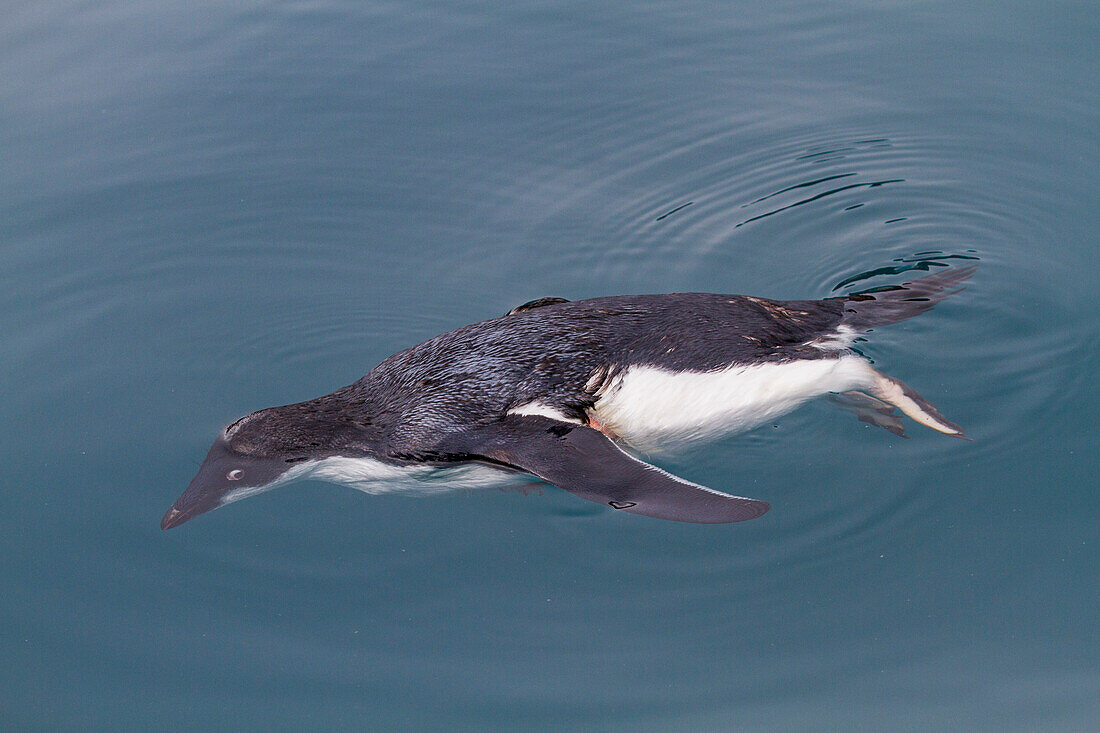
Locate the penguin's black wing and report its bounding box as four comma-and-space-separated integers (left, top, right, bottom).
440, 415, 769, 523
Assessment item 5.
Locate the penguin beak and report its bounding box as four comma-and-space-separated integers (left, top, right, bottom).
161, 438, 241, 530
162, 438, 286, 530
160, 503, 208, 530
160, 469, 226, 530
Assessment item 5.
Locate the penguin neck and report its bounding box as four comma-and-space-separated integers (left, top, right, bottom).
249, 392, 392, 462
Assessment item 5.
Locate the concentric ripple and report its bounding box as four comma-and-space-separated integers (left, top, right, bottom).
465, 105, 1092, 591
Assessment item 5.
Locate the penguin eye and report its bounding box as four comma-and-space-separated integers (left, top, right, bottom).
226, 469, 244, 480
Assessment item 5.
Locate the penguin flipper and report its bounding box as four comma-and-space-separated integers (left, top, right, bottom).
446, 415, 769, 523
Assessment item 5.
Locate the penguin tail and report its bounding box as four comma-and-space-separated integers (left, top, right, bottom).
835, 265, 975, 331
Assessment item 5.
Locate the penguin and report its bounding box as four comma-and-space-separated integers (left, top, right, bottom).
161, 266, 973, 529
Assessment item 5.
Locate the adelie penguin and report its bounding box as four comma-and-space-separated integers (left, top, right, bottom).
161, 267, 974, 529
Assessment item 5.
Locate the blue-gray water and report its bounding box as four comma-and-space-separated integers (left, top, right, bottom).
2, 1, 1097, 729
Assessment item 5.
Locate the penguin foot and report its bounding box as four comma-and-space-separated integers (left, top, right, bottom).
866, 368, 970, 439
829, 391, 907, 438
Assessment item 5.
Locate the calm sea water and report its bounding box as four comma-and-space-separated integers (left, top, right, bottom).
2, 1, 1097, 729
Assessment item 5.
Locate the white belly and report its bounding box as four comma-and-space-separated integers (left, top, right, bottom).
221, 455, 529, 504
591, 355, 875, 451
302, 456, 520, 495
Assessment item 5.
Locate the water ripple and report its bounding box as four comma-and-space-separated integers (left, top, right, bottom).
735, 178, 904, 227
465, 105, 1092, 593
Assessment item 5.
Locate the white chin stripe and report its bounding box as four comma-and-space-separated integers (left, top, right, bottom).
591, 356, 875, 450
220, 462, 315, 505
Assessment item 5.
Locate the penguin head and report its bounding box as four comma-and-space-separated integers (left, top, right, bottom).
160, 407, 350, 530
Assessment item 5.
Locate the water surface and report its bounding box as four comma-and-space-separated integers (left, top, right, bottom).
2, 0, 1097, 729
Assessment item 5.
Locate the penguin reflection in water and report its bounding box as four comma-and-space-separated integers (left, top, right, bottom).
162, 267, 973, 529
